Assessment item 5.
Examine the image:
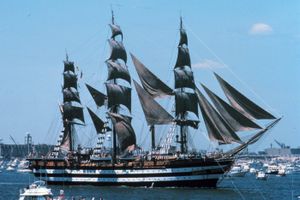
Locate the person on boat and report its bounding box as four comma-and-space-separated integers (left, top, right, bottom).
57, 189, 65, 200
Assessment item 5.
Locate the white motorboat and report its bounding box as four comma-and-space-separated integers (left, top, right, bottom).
266, 164, 279, 174
6, 165, 15, 171
256, 171, 268, 180
19, 181, 53, 200
17, 168, 32, 173
17, 160, 32, 173
227, 165, 247, 177
277, 168, 286, 176
249, 168, 257, 174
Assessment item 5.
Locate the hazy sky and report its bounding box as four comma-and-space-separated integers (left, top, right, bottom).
0, 1, 299, 151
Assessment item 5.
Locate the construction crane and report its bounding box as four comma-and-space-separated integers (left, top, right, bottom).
274, 139, 289, 149
9, 135, 18, 145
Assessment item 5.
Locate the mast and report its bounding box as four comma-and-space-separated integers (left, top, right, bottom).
60, 53, 85, 152
85, 10, 135, 163
174, 17, 198, 154
111, 9, 118, 164
106, 10, 132, 164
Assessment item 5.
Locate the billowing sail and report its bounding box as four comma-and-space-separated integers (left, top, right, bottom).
63, 88, 80, 103
108, 112, 136, 152
60, 125, 71, 152
86, 84, 106, 108
63, 71, 77, 89
109, 24, 123, 40
175, 91, 199, 117
131, 53, 173, 98
63, 102, 85, 123
215, 73, 275, 120
87, 107, 111, 134
179, 28, 188, 46
201, 84, 261, 131
174, 68, 195, 89
106, 60, 131, 83
133, 80, 174, 125
174, 46, 191, 68
200, 107, 225, 143
195, 87, 242, 144
106, 83, 131, 112
64, 61, 75, 72
108, 39, 127, 63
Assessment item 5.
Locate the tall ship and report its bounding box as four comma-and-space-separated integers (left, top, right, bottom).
28, 12, 281, 187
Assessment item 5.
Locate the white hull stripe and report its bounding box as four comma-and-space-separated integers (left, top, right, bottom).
44, 174, 223, 183
35, 165, 228, 175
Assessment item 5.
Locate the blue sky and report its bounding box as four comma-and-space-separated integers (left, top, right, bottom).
0, 1, 299, 151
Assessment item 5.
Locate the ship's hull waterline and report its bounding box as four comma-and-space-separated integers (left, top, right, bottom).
29, 158, 233, 187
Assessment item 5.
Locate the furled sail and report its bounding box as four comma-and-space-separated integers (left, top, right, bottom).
133, 80, 174, 125
63, 102, 85, 123
174, 68, 195, 89
108, 112, 136, 152
87, 107, 111, 134
195, 87, 242, 144
131, 53, 173, 98
174, 47, 191, 68
106, 60, 131, 84
108, 39, 127, 63
175, 91, 199, 117
109, 24, 123, 40
174, 119, 199, 129
63, 71, 77, 89
106, 83, 131, 112
86, 84, 106, 108
64, 61, 75, 72
63, 88, 81, 103
215, 73, 275, 120
201, 84, 261, 131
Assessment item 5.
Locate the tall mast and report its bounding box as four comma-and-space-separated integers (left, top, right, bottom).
106, 10, 132, 164
174, 17, 198, 154
111, 9, 118, 163
60, 54, 85, 152
86, 10, 134, 163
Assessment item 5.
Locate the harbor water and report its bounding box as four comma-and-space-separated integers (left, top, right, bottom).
1, 171, 300, 200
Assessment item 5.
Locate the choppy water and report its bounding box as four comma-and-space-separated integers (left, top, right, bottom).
0, 171, 300, 200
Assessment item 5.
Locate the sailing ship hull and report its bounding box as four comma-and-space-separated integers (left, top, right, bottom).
29, 157, 233, 187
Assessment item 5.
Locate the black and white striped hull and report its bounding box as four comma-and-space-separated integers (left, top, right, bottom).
31, 159, 233, 187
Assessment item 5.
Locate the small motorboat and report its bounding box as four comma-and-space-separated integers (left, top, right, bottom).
277, 168, 286, 176
265, 165, 279, 175
6, 165, 15, 171
17, 168, 32, 173
19, 181, 53, 200
256, 171, 268, 180
226, 165, 247, 177
249, 168, 257, 174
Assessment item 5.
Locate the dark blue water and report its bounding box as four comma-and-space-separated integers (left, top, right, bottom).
1, 171, 299, 200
